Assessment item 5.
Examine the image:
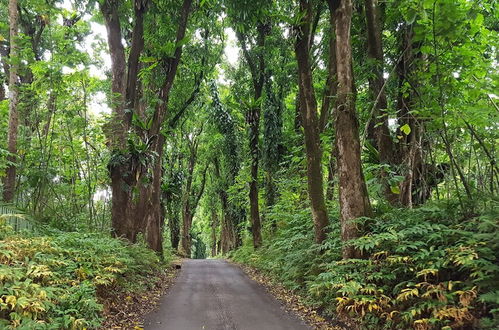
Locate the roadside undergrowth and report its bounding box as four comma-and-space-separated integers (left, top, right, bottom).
98, 262, 180, 329
0, 221, 174, 329
231, 199, 499, 329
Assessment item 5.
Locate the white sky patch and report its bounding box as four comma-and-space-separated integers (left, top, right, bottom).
93, 187, 111, 202
224, 28, 239, 66
388, 118, 398, 131
85, 21, 111, 79
217, 28, 239, 86
89, 91, 111, 116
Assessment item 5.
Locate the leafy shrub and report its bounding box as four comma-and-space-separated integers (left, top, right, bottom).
312, 201, 499, 329
0, 229, 167, 329
233, 199, 499, 329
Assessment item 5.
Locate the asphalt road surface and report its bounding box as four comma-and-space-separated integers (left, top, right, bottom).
144, 259, 310, 330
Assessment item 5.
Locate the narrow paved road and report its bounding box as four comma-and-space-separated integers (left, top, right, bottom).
144, 259, 310, 330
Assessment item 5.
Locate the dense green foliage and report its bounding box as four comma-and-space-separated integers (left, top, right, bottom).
233, 199, 499, 329
0, 220, 166, 329
0, 0, 497, 328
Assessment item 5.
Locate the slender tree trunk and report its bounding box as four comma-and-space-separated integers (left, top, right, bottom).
165, 188, 181, 250
214, 158, 236, 254
211, 208, 218, 257
0, 79, 5, 101
248, 106, 262, 248
324, 4, 338, 202
3, 0, 20, 203
364, 0, 397, 203
143, 0, 192, 254
237, 25, 267, 249
396, 25, 427, 208
264, 171, 277, 228
294, 0, 330, 245
101, 0, 134, 240
399, 120, 422, 207
181, 208, 193, 257
326, 150, 336, 201
262, 82, 283, 227
319, 10, 338, 133
333, 0, 372, 259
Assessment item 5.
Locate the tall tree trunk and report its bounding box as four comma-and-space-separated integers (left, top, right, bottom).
144, 139, 166, 253
364, 0, 397, 203
211, 208, 218, 257
323, 4, 338, 202
237, 24, 267, 249
294, 0, 329, 244
181, 208, 193, 257
0, 79, 5, 101
101, 0, 190, 254
262, 81, 283, 227
214, 157, 236, 254
143, 0, 192, 254
165, 189, 181, 250
101, 0, 136, 240
248, 106, 262, 248
319, 10, 338, 134
396, 25, 426, 208
3, 0, 20, 203
332, 0, 372, 259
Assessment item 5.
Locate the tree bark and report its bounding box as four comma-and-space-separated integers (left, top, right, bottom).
333, 0, 372, 259
211, 208, 219, 257
101, 0, 191, 254
248, 108, 262, 248
0, 78, 5, 101
3, 0, 20, 203
143, 0, 192, 254
396, 25, 426, 208
364, 0, 397, 203
214, 157, 236, 254
180, 139, 197, 256
294, 0, 329, 244
319, 9, 338, 134
237, 24, 267, 249
101, 0, 136, 240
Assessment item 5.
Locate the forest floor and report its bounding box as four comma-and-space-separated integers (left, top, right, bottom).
98, 260, 182, 329
143, 259, 311, 330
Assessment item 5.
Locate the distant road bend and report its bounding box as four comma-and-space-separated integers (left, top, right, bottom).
144, 259, 310, 330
